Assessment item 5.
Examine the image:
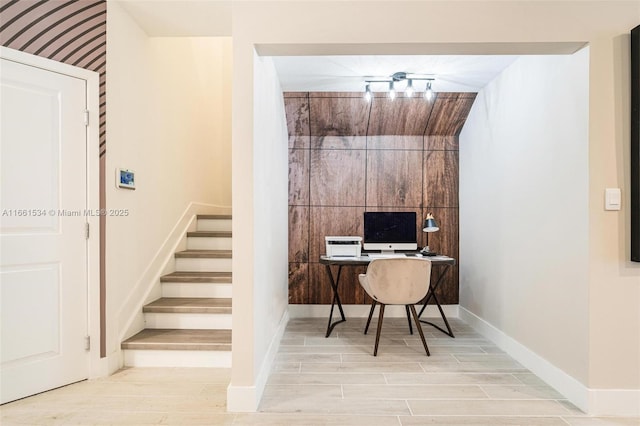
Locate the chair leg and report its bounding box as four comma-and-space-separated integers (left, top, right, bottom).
374, 304, 385, 356
409, 305, 430, 356
364, 300, 377, 335
405, 305, 413, 335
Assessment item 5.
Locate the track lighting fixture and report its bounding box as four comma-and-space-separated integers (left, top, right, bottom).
363, 73, 435, 101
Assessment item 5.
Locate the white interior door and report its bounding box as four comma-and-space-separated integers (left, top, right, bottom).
0, 56, 89, 404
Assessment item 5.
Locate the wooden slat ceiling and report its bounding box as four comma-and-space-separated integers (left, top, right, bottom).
284, 92, 477, 137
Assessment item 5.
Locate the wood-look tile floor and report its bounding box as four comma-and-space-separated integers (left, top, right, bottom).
2, 318, 638, 425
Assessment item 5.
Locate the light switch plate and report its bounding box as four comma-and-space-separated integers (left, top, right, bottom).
605, 188, 621, 210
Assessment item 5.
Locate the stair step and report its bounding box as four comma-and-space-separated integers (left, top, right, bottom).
144, 312, 232, 329
143, 297, 231, 314
175, 254, 232, 272
161, 272, 232, 298
197, 216, 232, 232
121, 329, 231, 351
187, 232, 232, 250
175, 250, 232, 258
197, 214, 231, 220
174, 251, 232, 272
122, 348, 231, 367
187, 231, 232, 238
162, 282, 232, 298
161, 271, 232, 283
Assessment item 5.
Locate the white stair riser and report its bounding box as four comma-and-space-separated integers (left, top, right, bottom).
175, 257, 232, 272
162, 283, 232, 298
123, 349, 231, 368
187, 237, 232, 250
197, 219, 232, 232
144, 312, 232, 329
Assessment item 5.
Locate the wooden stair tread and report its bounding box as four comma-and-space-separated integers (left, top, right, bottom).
197, 214, 232, 220
121, 329, 231, 351
187, 231, 232, 238
175, 250, 232, 259
143, 297, 231, 313
161, 271, 232, 283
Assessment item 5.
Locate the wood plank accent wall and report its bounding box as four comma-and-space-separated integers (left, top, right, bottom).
286, 91, 476, 305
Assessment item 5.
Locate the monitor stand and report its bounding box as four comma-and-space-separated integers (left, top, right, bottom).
380, 249, 395, 255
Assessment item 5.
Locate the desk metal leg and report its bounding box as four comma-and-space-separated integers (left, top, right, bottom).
417, 264, 455, 338
325, 264, 346, 337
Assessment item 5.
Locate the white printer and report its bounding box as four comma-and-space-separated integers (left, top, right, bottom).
325, 236, 362, 257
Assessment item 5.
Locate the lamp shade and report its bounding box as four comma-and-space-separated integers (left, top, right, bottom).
422, 213, 439, 232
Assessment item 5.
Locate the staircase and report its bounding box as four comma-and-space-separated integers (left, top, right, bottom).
121, 215, 233, 367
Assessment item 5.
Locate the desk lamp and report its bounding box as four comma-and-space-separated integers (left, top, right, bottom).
421, 213, 439, 256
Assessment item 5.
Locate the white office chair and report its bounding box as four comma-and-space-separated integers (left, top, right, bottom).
358, 258, 432, 356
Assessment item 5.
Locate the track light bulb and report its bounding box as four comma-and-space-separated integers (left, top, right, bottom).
389, 81, 396, 100
364, 84, 372, 102
424, 81, 434, 101
405, 79, 413, 97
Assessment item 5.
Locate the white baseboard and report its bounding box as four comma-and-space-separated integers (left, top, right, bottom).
226, 385, 256, 413
102, 348, 124, 377
459, 307, 589, 412
89, 356, 109, 379
288, 304, 459, 319
461, 307, 640, 416
226, 309, 289, 412
588, 389, 640, 417
254, 309, 290, 403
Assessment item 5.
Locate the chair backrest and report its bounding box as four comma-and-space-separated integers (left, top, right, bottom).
363, 258, 432, 305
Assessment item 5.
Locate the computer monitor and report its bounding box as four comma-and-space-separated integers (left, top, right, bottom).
363, 212, 417, 253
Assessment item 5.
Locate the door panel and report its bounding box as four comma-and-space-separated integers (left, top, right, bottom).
1, 79, 61, 233
0, 57, 89, 403
1, 265, 60, 364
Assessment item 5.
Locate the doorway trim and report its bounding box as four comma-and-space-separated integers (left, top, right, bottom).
0, 46, 103, 377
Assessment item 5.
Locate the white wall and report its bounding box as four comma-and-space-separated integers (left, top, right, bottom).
227, 50, 289, 411
252, 52, 289, 396
105, 2, 231, 360
459, 51, 590, 384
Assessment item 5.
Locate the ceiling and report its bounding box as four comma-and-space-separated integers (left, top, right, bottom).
116, 1, 520, 94
272, 55, 519, 93
116, 0, 232, 36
